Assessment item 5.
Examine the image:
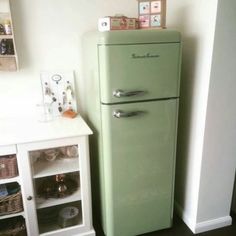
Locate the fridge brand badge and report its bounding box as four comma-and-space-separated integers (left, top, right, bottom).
131, 53, 160, 59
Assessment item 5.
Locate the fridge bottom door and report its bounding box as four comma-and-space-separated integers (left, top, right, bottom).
100, 99, 179, 236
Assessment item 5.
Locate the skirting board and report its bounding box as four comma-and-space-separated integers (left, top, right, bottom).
174, 201, 232, 234
74, 229, 96, 236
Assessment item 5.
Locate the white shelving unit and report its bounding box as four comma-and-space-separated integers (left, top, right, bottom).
0, 0, 18, 71
0, 145, 25, 233
0, 117, 95, 236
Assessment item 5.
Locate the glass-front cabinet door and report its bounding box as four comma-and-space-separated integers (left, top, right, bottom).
17, 136, 93, 236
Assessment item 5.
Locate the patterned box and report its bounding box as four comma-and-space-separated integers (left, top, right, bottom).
137, 0, 166, 29
98, 16, 139, 32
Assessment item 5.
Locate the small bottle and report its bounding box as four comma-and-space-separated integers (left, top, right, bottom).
4, 20, 12, 35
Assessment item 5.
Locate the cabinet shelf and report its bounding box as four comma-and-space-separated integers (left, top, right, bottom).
0, 34, 13, 39
0, 211, 24, 220
0, 54, 15, 57
0, 12, 10, 16
36, 188, 81, 209
0, 176, 20, 185
33, 158, 80, 179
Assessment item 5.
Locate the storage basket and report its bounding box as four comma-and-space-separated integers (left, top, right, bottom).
0, 191, 23, 216
0, 216, 26, 236
0, 155, 18, 179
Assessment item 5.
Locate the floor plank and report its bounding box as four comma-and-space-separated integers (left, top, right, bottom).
94, 213, 236, 236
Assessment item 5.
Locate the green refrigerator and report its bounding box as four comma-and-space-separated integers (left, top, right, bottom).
83, 30, 181, 236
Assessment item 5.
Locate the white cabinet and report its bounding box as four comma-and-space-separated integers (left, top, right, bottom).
0, 145, 26, 235
0, 0, 18, 71
0, 117, 95, 236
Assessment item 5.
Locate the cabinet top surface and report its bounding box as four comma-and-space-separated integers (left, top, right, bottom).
0, 116, 92, 146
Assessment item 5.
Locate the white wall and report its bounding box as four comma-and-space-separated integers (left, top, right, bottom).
197, 0, 236, 224
168, 0, 236, 233
167, 0, 219, 231
0, 0, 137, 119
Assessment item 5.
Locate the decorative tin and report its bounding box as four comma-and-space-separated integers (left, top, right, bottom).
98, 15, 139, 32
58, 206, 79, 228
137, 0, 166, 29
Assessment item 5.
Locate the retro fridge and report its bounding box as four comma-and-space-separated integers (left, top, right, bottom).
83, 30, 181, 236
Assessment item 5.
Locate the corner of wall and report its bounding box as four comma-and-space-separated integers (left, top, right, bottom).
175, 201, 232, 234
174, 200, 197, 233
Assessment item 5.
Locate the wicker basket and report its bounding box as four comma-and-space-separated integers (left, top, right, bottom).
0, 155, 18, 179
0, 226, 26, 236
0, 216, 26, 236
0, 191, 23, 216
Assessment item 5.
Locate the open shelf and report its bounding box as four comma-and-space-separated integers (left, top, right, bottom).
0, 54, 15, 57
0, 34, 13, 39
0, 12, 10, 17
0, 211, 24, 220
0, 0, 18, 71
0, 176, 20, 185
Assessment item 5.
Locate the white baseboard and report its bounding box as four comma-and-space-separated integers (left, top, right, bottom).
75, 229, 96, 236
174, 201, 232, 234
194, 216, 232, 234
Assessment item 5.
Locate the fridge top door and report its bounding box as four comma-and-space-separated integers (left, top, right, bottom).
98, 42, 181, 104
96, 29, 181, 45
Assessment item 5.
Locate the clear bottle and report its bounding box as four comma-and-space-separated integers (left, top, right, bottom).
4, 19, 12, 35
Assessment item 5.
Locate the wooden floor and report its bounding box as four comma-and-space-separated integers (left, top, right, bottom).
94, 213, 236, 236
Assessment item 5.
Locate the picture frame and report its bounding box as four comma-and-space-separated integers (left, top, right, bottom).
137, 0, 166, 29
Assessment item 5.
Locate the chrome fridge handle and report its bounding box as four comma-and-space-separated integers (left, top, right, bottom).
113, 110, 146, 118
113, 89, 146, 98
